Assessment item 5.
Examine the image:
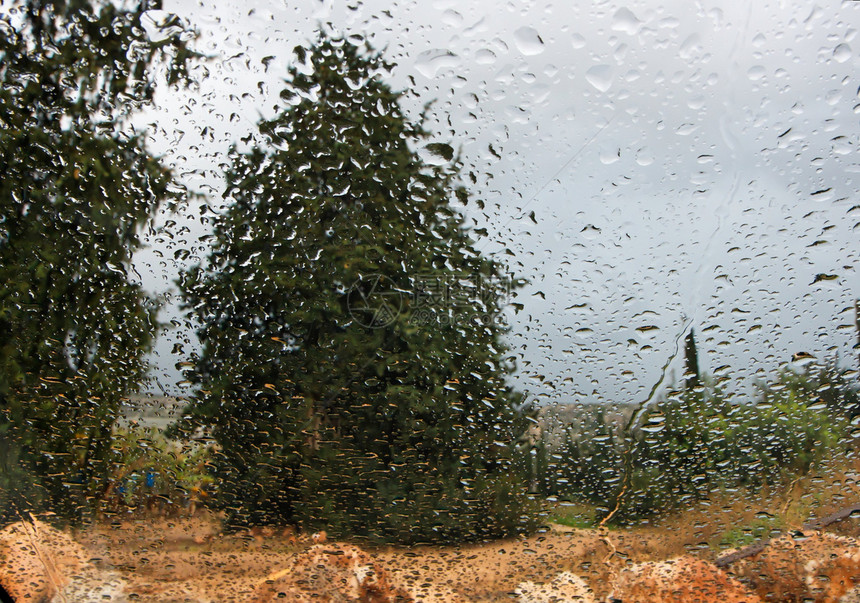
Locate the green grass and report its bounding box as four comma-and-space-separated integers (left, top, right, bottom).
713, 512, 786, 550
546, 500, 599, 529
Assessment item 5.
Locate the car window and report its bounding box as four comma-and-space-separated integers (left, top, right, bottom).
1, 1, 858, 601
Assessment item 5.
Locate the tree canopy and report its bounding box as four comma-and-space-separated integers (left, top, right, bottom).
0, 0, 196, 520
178, 34, 537, 543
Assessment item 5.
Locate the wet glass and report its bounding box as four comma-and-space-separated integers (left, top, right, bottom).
1, 0, 858, 601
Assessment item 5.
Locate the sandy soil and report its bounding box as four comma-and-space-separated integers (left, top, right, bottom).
67, 464, 860, 603
71, 513, 682, 602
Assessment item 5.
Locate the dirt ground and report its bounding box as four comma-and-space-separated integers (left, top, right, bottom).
66, 510, 775, 602
69, 501, 860, 601
64, 456, 860, 602
70, 513, 684, 602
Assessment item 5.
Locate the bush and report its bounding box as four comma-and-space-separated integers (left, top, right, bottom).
548, 409, 625, 509
543, 365, 853, 525
98, 426, 214, 517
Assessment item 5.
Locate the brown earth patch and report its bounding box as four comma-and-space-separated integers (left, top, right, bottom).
1, 494, 855, 603
67, 515, 676, 602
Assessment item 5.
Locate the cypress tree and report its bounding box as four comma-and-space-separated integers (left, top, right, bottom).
178, 34, 536, 543
683, 328, 701, 390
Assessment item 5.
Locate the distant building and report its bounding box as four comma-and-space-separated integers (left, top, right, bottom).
536, 402, 636, 451
118, 395, 186, 431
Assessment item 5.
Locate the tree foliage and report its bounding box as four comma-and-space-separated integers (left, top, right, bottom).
683, 328, 700, 390
0, 0, 196, 521
178, 34, 536, 543
541, 360, 855, 524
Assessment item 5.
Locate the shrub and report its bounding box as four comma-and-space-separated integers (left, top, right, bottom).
99, 426, 214, 517
543, 365, 853, 525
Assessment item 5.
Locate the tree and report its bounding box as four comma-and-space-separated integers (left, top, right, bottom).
551, 410, 625, 509
683, 328, 700, 390
0, 0, 196, 521
178, 34, 536, 544
612, 368, 847, 523
854, 299, 860, 369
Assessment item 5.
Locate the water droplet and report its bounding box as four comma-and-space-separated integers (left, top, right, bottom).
679, 34, 702, 60
825, 89, 842, 106
832, 136, 852, 155
418, 146, 450, 166
833, 43, 851, 63
514, 27, 545, 56
580, 224, 601, 240
687, 95, 706, 110
475, 48, 496, 65
612, 7, 641, 35
415, 49, 459, 78
642, 414, 666, 433
141, 10, 184, 43
585, 65, 612, 92
635, 147, 654, 166
747, 65, 766, 81
624, 69, 641, 82
441, 9, 463, 27
599, 147, 620, 165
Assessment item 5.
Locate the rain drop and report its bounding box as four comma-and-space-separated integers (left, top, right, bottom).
612, 7, 641, 36
833, 43, 851, 63
513, 27, 545, 56
747, 65, 766, 81
585, 65, 612, 92
415, 49, 459, 78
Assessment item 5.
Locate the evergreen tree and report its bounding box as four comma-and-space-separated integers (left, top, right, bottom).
854, 299, 860, 369
683, 328, 700, 390
178, 34, 536, 543
0, 0, 196, 521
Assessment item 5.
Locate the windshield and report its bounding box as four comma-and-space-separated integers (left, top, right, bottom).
1, 1, 858, 601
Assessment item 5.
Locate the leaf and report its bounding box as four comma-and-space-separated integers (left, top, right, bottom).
424, 142, 454, 161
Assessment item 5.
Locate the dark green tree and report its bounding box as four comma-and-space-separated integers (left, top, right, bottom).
855, 299, 859, 371
683, 328, 700, 390
0, 0, 196, 521
178, 34, 536, 544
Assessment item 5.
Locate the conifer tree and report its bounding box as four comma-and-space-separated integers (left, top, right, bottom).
683, 328, 700, 390
851, 298, 860, 414
0, 0, 196, 520
179, 34, 536, 543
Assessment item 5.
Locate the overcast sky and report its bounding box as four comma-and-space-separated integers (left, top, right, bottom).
132, 0, 860, 408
